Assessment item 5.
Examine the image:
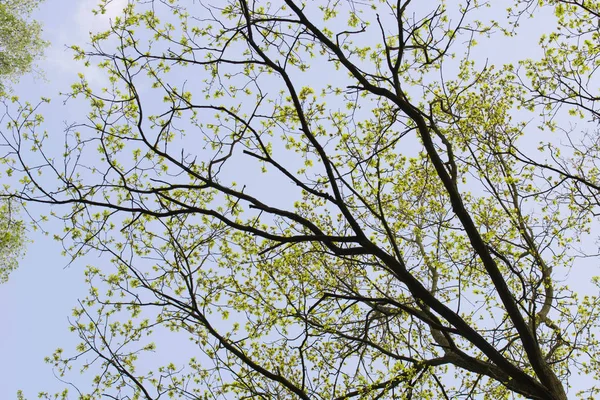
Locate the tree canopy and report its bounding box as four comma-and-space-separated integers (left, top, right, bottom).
0, 0, 46, 282
0, 200, 25, 283
3, 0, 600, 399
0, 0, 46, 95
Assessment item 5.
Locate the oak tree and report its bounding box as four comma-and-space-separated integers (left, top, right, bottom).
3, 0, 600, 399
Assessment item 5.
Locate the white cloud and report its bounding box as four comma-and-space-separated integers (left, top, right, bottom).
75, 0, 129, 37
41, 0, 130, 88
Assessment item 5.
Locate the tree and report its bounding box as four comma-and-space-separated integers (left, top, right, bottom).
3, 0, 600, 399
0, 199, 25, 283
0, 0, 46, 96
0, 0, 46, 282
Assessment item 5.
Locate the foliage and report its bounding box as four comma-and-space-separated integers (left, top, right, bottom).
0, 0, 47, 96
3, 0, 600, 399
0, 199, 25, 283
0, 0, 46, 282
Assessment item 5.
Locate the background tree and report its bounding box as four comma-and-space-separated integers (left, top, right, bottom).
0, 199, 25, 283
0, 0, 46, 95
0, 0, 46, 282
3, 0, 600, 399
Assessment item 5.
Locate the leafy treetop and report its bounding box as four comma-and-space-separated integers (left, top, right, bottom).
3, 0, 600, 399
